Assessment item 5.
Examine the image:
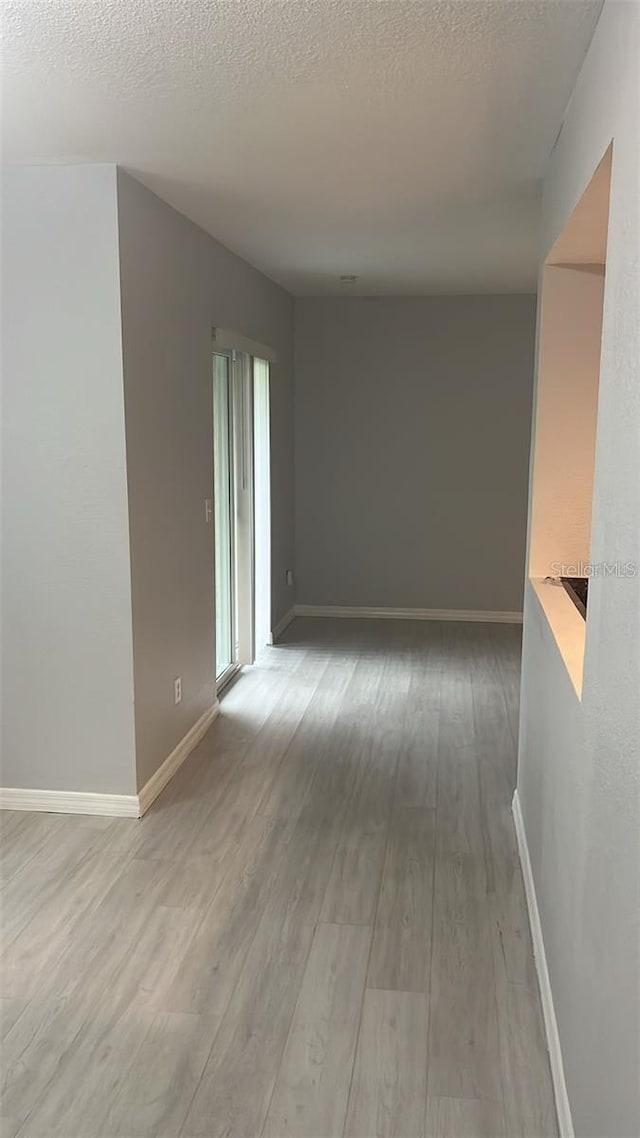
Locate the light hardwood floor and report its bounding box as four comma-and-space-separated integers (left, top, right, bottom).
0, 618, 558, 1138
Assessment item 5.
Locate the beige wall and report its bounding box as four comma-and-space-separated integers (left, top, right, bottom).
529, 264, 604, 578
116, 171, 295, 791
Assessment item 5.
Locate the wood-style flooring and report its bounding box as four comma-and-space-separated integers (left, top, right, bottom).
0, 618, 558, 1138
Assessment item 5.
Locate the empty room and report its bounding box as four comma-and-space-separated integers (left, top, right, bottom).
1, 2, 638, 1137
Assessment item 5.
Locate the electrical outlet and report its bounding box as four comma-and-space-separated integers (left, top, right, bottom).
285, 569, 294, 587
174, 677, 182, 704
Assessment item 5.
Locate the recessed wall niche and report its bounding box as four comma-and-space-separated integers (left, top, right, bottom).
528, 145, 612, 697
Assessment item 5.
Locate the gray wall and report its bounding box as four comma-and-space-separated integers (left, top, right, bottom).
1, 165, 295, 798
518, 4, 640, 1135
294, 296, 536, 613
1, 165, 137, 793
116, 171, 295, 791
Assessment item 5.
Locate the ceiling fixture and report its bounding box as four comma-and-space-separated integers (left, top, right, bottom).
339, 274, 358, 283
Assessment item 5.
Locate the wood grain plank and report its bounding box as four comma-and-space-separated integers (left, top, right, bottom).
257, 656, 360, 825
1, 852, 126, 999
490, 625, 522, 752
344, 988, 428, 1138
395, 629, 442, 807
99, 1011, 220, 1137
0, 814, 63, 883
0, 998, 28, 1040
17, 1002, 151, 1137
1, 821, 117, 948
494, 969, 558, 1138
428, 854, 501, 1101
367, 807, 435, 993
0, 997, 87, 1130
321, 732, 396, 926
425, 1096, 505, 1137
181, 913, 315, 1138
499, 979, 558, 1137
395, 704, 439, 809
436, 728, 485, 868
15, 901, 204, 1136
263, 922, 371, 1138
164, 814, 285, 1016
36, 857, 171, 1002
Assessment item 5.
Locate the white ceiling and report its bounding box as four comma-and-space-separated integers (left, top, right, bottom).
2, 0, 602, 296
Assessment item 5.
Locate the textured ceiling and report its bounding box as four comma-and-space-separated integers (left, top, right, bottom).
2, 0, 602, 295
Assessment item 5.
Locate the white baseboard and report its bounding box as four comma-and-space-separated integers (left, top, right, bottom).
1, 703, 220, 821
0, 787, 140, 817
137, 702, 219, 816
294, 604, 523, 624
269, 606, 296, 644
512, 789, 574, 1138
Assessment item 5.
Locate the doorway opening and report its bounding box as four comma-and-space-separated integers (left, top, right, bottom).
212, 346, 271, 692
213, 350, 235, 685
253, 357, 271, 655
